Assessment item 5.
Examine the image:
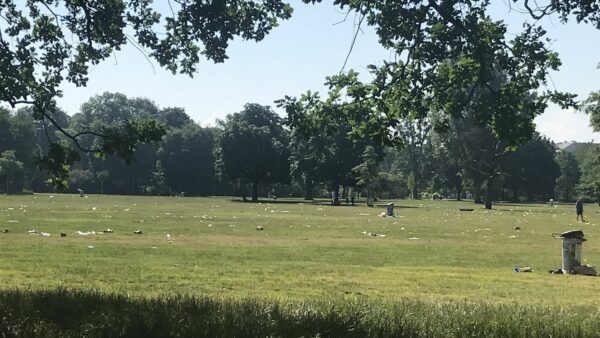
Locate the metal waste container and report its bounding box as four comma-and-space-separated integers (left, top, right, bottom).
386, 202, 394, 217
553, 230, 586, 274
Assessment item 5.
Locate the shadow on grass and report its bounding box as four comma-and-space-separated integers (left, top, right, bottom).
1, 289, 600, 337
230, 198, 372, 207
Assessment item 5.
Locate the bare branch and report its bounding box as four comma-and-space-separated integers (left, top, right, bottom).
333, 9, 352, 26
42, 118, 53, 144
42, 111, 102, 153
125, 34, 156, 74
339, 10, 366, 74
167, 0, 176, 17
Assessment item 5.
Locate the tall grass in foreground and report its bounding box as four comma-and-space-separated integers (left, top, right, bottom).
0, 289, 599, 337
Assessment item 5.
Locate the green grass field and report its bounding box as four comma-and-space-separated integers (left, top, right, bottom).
0, 194, 600, 338
1, 194, 600, 336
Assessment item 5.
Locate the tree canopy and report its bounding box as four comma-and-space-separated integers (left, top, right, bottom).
1, 0, 599, 186
0, 0, 293, 186
214, 103, 290, 202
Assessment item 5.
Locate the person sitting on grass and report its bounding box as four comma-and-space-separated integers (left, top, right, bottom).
576, 197, 586, 222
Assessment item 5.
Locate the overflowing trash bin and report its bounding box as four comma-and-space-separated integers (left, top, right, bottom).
552, 230, 597, 275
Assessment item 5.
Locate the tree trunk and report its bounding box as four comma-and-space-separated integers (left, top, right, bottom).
473, 177, 483, 204
5, 176, 9, 195
512, 189, 519, 203
252, 181, 259, 202
484, 177, 494, 210
331, 183, 340, 205
456, 184, 462, 201
367, 189, 373, 207
411, 187, 420, 200
241, 183, 247, 201
304, 179, 313, 200
343, 185, 349, 204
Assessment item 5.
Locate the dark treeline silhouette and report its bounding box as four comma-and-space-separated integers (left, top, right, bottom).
0, 92, 598, 204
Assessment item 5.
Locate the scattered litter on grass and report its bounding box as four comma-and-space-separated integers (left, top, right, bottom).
400, 227, 405, 230
76, 231, 92, 236
509, 235, 516, 239
28, 229, 38, 234
360, 231, 386, 237
514, 266, 533, 272
207, 224, 213, 227
87, 246, 94, 249
102, 229, 113, 233
2, 229, 8, 233
256, 226, 264, 231
60, 232, 66, 237
124, 208, 130, 212
8, 220, 18, 223
151, 247, 158, 249
133, 230, 143, 234
514, 226, 521, 230
317, 208, 324, 211
41, 232, 51, 237
408, 237, 419, 240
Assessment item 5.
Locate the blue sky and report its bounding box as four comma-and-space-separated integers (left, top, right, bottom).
57, 2, 600, 143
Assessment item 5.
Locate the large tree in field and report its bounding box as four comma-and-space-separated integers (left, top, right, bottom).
288, 129, 323, 201
429, 133, 464, 200
502, 134, 560, 202
352, 145, 381, 206
69, 92, 162, 194
577, 148, 600, 205
0, 150, 24, 194
215, 104, 290, 202
555, 152, 582, 202
280, 92, 380, 205
158, 122, 220, 196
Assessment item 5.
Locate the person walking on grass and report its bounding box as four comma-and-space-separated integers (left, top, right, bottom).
576, 197, 586, 222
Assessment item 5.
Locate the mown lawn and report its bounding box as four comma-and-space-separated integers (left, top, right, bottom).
1, 193, 598, 306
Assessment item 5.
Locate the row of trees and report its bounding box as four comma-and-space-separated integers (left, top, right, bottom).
2, 91, 599, 207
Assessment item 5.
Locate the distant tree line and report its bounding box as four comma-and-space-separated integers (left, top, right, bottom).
0, 91, 599, 206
